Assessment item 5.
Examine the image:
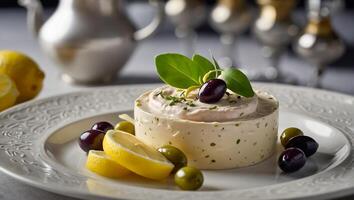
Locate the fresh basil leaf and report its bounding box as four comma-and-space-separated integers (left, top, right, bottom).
155, 53, 201, 89
219, 68, 255, 97
192, 54, 216, 80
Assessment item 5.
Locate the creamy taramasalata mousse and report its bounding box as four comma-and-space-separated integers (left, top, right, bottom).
134, 85, 279, 169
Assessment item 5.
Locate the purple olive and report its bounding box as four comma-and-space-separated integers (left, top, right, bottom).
198, 79, 227, 103
278, 148, 306, 173
285, 136, 319, 157
91, 121, 114, 133
78, 130, 105, 152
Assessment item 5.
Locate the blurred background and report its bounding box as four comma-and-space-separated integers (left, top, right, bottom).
0, 0, 353, 98
0, 1, 353, 200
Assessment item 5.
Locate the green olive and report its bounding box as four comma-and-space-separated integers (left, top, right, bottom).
280, 127, 304, 147
115, 121, 135, 135
158, 145, 187, 173
174, 166, 203, 191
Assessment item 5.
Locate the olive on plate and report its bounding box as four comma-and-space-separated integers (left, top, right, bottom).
115, 121, 135, 135
285, 135, 319, 157
91, 121, 114, 133
78, 130, 105, 152
158, 145, 187, 173
280, 127, 304, 146
175, 166, 204, 190
278, 147, 307, 173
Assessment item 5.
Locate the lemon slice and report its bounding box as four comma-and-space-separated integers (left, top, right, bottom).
0, 74, 19, 111
86, 150, 130, 179
103, 130, 174, 180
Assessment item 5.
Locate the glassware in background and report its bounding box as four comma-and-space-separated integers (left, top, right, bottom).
165, 0, 206, 56
253, 0, 299, 83
209, 0, 252, 68
329, 0, 345, 14
294, 0, 345, 88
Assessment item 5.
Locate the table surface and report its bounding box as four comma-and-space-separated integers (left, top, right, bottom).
0, 5, 354, 200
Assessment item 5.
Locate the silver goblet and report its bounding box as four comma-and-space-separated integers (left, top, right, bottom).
165, 0, 206, 56
294, 0, 345, 88
253, 0, 299, 82
210, 0, 252, 68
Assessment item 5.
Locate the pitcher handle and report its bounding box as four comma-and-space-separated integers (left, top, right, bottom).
18, 0, 44, 38
133, 0, 165, 41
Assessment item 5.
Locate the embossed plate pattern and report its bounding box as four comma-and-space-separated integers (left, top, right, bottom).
0, 83, 354, 200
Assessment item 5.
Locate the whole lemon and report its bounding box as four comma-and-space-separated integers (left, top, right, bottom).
0, 74, 19, 111
0, 51, 45, 103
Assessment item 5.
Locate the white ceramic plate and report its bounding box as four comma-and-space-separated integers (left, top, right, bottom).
0, 83, 354, 200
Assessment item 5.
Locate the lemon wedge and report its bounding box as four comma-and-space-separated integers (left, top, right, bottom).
86, 150, 130, 179
0, 74, 19, 111
103, 130, 174, 180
